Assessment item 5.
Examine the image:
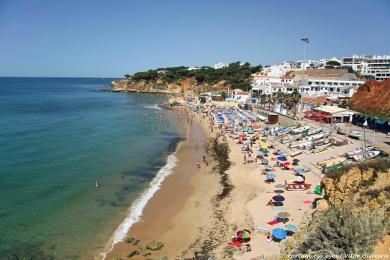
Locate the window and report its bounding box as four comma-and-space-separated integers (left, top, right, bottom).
330, 88, 334, 92
321, 82, 325, 85
308, 81, 312, 85
337, 88, 340, 92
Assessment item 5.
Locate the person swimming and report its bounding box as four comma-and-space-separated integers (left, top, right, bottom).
95, 180, 100, 188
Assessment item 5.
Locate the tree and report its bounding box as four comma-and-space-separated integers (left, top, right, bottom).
124, 74, 131, 79
326, 60, 341, 67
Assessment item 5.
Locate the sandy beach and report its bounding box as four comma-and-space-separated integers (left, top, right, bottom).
104, 104, 370, 260
106, 108, 221, 259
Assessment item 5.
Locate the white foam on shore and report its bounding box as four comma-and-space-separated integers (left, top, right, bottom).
100, 153, 177, 259
144, 104, 162, 110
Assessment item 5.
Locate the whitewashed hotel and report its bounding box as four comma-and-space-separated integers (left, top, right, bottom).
299, 78, 365, 98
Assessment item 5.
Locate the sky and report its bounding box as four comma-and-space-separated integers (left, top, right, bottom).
0, 0, 389, 77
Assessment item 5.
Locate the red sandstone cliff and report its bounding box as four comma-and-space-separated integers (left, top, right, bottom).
348, 79, 390, 118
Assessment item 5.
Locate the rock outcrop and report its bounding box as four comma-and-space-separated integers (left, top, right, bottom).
348, 79, 390, 118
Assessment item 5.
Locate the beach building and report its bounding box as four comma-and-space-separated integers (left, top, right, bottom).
232, 90, 250, 104
305, 105, 355, 123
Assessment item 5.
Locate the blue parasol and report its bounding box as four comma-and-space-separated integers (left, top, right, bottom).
277, 151, 287, 156
284, 224, 298, 233
296, 168, 306, 174
272, 195, 285, 202
266, 173, 276, 180
272, 228, 287, 240
277, 157, 287, 162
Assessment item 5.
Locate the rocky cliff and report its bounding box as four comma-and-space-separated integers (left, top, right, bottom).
111, 76, 228, 95
348, 79, 390, 119
282, 158, 390, 259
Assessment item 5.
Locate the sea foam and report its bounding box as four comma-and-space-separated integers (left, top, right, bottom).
100, 153, 177, 259
144, 104, 162, 110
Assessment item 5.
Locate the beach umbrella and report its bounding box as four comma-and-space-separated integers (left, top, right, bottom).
272, 195, 285, 202
261, 159, 268, 164
296, 168, 306, 174
277, 151, 287, 156
242, 133, 247, 138
274, 189, 284, 194
293, 159, 300, 162
272, 228, 287, 240
258, 151, 265, 157
237, 230, 251, 240
277, 212, 291, 219
266, 173, 276, 180
283, 162, 290, 166
284, 224, 298, 233
264, 164, 272, 169
275, 184, 285, 189
248, 129, 254, 134
277, 157, 287, 162
242, 128, 247, 132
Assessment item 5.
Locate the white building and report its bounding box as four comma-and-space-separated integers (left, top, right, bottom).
300, 78, 365, 98
341, 55, 390, 80
187, 66, 199, 71
214, 62, 228, 69
263, 62, 292, 77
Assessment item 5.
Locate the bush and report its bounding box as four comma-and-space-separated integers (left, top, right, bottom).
284, 206, 390, 259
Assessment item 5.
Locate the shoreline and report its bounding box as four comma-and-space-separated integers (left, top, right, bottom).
105, 107, 218, 259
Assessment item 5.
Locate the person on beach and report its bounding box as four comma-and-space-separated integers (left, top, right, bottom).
243, 154, 247, 164
197, 160, 201, 168
203, 155, 206, 163
95, 180, 100, 188
266, 232, 272, 243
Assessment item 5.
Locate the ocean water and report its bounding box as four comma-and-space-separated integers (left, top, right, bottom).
0, 78, 184, 259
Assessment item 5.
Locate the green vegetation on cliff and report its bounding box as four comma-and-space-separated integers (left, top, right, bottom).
130, 62, 262, 90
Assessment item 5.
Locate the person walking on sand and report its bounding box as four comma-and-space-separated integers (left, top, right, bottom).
203, 155, 206, 163
196, 160, 201, 168
244, 154, 247, 164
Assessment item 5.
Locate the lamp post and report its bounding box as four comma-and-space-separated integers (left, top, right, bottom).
300, 38, 309, 116
363, 109, 367, 158
373, 117, 377, 146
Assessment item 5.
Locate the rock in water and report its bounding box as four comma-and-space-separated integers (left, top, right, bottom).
146, 240, 164, 251
126, 237, 135, 243
127, 250, 139, 258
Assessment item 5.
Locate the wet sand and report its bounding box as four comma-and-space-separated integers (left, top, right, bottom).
106, 110, 219, 259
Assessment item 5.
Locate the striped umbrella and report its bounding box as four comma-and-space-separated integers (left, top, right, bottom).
237, 230, 251, 240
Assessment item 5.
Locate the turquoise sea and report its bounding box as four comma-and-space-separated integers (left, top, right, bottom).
0, 77, 184, 259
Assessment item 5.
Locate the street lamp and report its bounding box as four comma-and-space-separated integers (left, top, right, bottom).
299, 37, 309, 115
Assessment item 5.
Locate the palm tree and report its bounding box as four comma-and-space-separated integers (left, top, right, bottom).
290, 90, 301, 116
260, 94, 267, 108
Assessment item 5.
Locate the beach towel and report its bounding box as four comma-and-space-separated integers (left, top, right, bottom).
267, 219, 280, 225
272, 206, 285, 211
227, 241, 242, 247
304, 200, 313, 204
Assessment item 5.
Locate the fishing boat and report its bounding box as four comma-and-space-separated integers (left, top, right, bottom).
318, 157, 347, 168
352, 150, 380, 162
280, 133, 303, 144
312, 143, 331, 153
291, 125, 310, 135
337, 128, 346, 135
290, 140, 312, 149
306, 127, 322, 136
345, 147, 374, 159
348, 130, 361, 139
